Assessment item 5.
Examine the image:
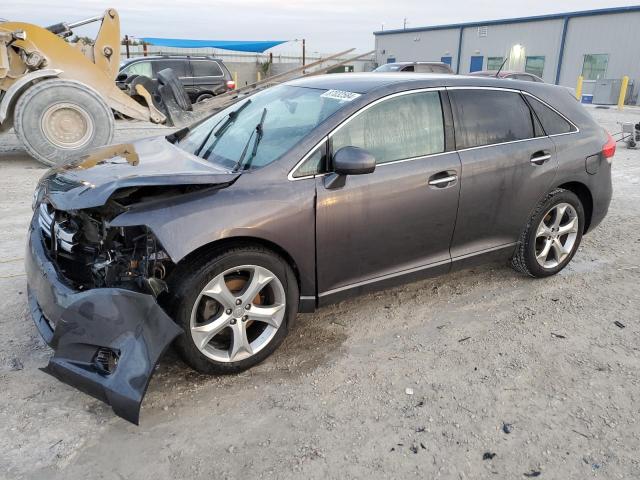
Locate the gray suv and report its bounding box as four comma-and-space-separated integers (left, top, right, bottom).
26, 73, 613, 423
119, 55, 235, 103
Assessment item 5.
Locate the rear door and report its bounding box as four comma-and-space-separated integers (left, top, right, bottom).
448, 87, 558, 258
315, 90, 461, 299
190, 59, 227, 96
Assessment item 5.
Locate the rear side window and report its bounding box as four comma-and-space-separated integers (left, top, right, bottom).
152, 59, 188, 77
525, 95, 576, 135
449, 89, 535, 149
191, 60, 223, 77
332, 91, 444, 164
402, 65, 415, 72
414, 65, 432, 73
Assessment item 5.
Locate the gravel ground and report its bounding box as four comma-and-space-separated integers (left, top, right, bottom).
0, 108, 639, 480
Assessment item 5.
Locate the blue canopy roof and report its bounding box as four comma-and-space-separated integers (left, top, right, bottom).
140, 38, 287, 53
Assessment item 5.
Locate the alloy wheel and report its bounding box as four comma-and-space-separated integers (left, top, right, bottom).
534, 202, 580, 269
189, 265, 286, 362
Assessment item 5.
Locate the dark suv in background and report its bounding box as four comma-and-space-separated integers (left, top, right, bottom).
119, 55, 236, 103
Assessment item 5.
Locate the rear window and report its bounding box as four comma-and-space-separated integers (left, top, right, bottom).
525, 95, 575, 135
449, 89, 535, 149
191, 60, 224, 77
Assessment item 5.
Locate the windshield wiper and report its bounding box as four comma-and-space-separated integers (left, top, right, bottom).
233, 107, 268, 172
196, 99, 252, 157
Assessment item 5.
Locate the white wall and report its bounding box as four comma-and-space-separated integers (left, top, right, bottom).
458, 19, 564, 83
559, 11, 640, 96
375, 28, 460, 66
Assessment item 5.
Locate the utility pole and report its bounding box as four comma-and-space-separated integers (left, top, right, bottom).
302, 38, 306, 70
124, 34, 130, 59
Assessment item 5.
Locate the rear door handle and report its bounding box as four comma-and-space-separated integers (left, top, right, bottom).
428, 172, 458, 187
530, 151, 552, 165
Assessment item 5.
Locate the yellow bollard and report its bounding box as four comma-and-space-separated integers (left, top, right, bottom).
233, 71, 238, 89
617, 75, 629, 110
575, 75, 583, 101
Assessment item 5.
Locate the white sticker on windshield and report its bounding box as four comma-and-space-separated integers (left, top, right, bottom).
321, 89, 361, 102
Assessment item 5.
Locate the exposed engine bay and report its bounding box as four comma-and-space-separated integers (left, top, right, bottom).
37, 200, 173, 297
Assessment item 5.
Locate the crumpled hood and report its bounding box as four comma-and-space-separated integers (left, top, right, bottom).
38, 136, 240, 210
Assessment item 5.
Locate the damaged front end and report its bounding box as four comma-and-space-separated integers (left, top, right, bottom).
26, 137, 240, 423
27, 197, 182, 424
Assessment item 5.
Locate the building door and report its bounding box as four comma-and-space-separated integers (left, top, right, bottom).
441, 56, 452, 66
469, 56, 484, 72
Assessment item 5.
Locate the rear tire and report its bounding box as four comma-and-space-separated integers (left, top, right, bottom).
511, 188, 584, 277
13, 79, 114, 167
195, 92, 214, 103
167, 246, 298, 375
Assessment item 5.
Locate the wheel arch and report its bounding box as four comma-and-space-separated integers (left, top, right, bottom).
556, 181, 593, 233
173, 235, 303, 298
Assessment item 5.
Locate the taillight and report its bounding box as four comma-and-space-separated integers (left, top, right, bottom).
226, 80, 236, 90
602, 132, 616, 163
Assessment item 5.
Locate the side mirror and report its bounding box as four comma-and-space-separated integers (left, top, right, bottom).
333, 146, 376, 175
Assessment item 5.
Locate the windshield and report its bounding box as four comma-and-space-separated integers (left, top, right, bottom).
176, 85, 353, 171
373, 64, 404, 72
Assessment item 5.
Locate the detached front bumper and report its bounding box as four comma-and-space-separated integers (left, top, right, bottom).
25, 217, 182, 424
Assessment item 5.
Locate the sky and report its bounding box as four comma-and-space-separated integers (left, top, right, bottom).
3, 0, 639, 55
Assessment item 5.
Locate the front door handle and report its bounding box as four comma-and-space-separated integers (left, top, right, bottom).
530, 151, 552, 165
428, 172, 458, 188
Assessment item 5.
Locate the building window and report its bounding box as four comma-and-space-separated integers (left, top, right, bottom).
487, 57, 504, 71
525, 56, 545, 78
582, 54, 608, 80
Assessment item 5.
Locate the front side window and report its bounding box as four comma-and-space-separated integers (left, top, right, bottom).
331, 91, 444, 165
122, 61, 152, 77
293, 142, 325, 178
582, 54, 608, 80
450, 89, 535, 149
487, 57, 504, 71
176, 85, 352, 171
526, 95, 575, 135
525, 56, 545, 78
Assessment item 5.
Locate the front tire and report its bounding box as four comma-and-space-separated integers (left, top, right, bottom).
512, 188, 585, 277
13, 79, 115, 167
168, 246, 298, 374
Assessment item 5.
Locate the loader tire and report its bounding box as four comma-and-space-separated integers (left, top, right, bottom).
13, 79, 114, 167
157, 68, 192, 111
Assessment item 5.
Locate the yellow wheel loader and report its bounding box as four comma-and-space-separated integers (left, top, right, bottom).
0, 9, 167, 166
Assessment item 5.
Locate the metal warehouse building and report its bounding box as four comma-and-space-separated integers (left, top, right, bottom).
374, 6, 640, 102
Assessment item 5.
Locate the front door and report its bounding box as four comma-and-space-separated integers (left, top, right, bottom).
447, 88, 558, 258
315, 90, 461, 299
